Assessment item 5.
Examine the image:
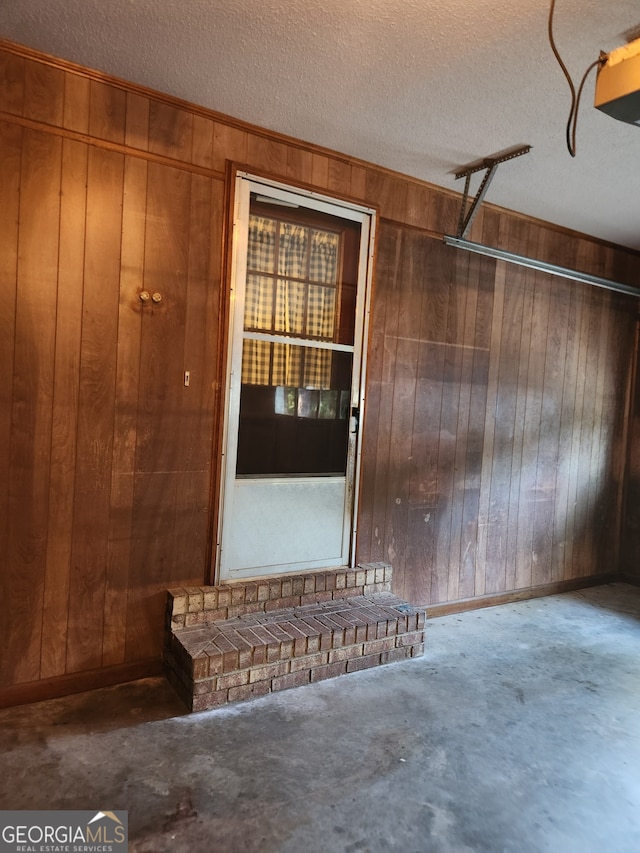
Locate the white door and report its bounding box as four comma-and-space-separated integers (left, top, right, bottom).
217, 174, 375, 581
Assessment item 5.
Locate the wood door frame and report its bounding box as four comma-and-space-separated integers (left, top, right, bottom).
212, 170, 377, 583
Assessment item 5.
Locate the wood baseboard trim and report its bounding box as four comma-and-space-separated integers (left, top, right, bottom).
425, 574, 622, 619
620, 574, 640, 587
0, 659, 163, 710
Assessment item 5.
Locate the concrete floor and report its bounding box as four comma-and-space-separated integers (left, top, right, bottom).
2, 583, 640, 853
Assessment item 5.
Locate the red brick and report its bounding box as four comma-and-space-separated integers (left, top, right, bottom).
310, 661, 347, 682
168, 589, 189, 616
192, 690, 228, 711
205, 649, 224, 675
314, 574, 326, 592
244, 582, 258, 603
290, 651, 328, 671
171, 614, 186, 630
354, 624, 368, 644
216, 586, 232, 607
303, 576, 316, 594
202, 589, 218, 610
396, 630, 425, 647
245, 625, 281, 661
411, 643, 425, 657
328, 645, 364, 663
265, 595, 301, 611
381, 647, 412, 664
185, 587, 204, 612
257, 582, 270, 601
334, 571, 347, 590
272, 669, 310, 692
375, 566, 385, 583
204, 607, 229, 622
249, 660, 289, 683
291, 576, 305, 596
217, 670, 250, 690
237, 628, 265, 663
269, 579, 283, 599
313, 615, 343, 647
228, 681, 271, 703
242, 601, 267, 615
325, 573, 337, 591
193, 678, 216, 695
227, 632, 254, 669
340, 586, 364, 599
281, 578, 293, 597
363, 636, 396, 655
368, 622, 383, 641
191, 654, 209, 679
306, 635, 320, 654
210, 635, 240, 671
347, 653, 381, 672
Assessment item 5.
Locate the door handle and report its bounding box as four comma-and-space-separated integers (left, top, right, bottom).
350, 406, 360, 434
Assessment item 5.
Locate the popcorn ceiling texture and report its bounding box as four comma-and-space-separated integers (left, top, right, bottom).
1, 0, 640, 248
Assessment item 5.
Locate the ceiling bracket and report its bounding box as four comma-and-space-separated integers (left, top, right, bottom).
453, 145, 532, 239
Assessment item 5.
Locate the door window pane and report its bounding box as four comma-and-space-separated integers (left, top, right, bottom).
236, 347, 353, 477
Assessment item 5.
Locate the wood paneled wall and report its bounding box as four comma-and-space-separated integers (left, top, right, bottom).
357, 217, 637, 605
1, 40, 639, 701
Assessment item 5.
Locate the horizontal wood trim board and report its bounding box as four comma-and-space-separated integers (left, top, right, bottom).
425, 575, 622, 618
0, 110, 226, 180
0, 659, 163, 709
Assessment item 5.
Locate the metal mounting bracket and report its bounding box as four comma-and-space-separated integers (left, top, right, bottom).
454, 145, 532, 239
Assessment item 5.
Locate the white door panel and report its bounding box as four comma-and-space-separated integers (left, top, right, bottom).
224, 478, 348, 577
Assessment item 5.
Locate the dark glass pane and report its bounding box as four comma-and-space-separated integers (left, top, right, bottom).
236, 346, 353, 477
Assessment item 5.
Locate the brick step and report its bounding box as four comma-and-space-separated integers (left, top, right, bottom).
166, 591, 425, 712
167, 563, 393, 632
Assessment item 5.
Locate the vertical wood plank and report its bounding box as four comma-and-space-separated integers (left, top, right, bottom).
4, 129, 61, 685
365, 225, 403, 567
459, 254, 493, 599
356, 225, 394, 563
125, 92, 150, 151
311, 154, 330, 189
192, 114, 214, 170
327, 159, 351, 195
447, 251, 479, 603
89, 80, 126, 144
246, 134, 288, 176
406, 239, 453, 603
66, 146, 124, 673
173, 173, 217, 577
350, 165, 367, 200
286, 147, 313, 182
102, 154, 148, 667
62, 73, 90, 134
23, 60, 64, 125
212, 122, 248, 172
125, 160, 192, 661
0, 121, 23, 686
40, 139, 87, 679
0, 51, 25, 115
148, 101, 193, 161
433, 248, 468, 603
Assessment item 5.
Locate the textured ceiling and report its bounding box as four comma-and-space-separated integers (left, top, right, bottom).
1, 0, 639, 249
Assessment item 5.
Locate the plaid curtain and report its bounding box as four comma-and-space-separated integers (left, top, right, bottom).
242, 215, 339, 389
